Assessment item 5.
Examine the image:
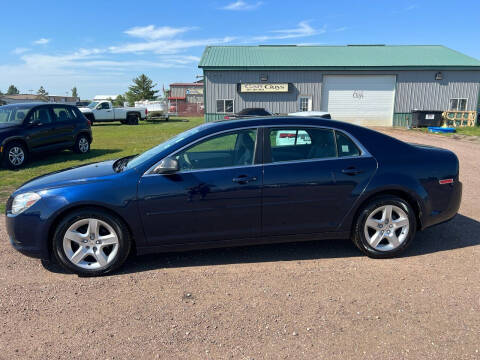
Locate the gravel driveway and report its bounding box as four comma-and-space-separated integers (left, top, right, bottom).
0, 128, 479, 360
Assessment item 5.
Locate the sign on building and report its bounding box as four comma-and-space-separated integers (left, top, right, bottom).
239, 83, 289, 93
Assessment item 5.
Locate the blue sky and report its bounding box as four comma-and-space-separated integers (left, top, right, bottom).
1, 0, 479, 99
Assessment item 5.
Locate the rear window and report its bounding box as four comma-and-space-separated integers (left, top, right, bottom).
269, 128, 336, 162
335, 131, 361, 157
52, 106, 77, 123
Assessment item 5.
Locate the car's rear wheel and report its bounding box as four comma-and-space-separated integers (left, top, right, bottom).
3, 141, 28, 169
352, 196, 416, 258
52, 209, 131, 276
126, 114, 139, 125
73, 134, 90, 154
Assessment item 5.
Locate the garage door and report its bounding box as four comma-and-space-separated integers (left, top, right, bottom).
321, 75, 396, 126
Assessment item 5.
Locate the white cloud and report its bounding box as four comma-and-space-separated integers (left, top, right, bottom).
34, 38, 51, 45
108, 36, 236, 55
222, 1, 262, 10
12, 47, 30, 55
249, 21, 325, 42
124, 25, 192, 40
2, 20, 341, 97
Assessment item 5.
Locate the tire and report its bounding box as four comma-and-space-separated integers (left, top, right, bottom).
126, 114, 139, 125
352, 195, 416, 258
52, 208, 131, 276
3, 141, 28, 169
73, 134, 90, 154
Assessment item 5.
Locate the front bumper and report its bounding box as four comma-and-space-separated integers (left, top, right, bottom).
6, 208, 51, 260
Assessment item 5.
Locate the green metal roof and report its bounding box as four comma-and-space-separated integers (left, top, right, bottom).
199, 45, 480, 70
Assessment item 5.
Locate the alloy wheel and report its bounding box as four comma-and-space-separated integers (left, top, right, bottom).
8, 146, 25, 166
63, 218, 119, 270
363, 205, 410, 251
78, 137, 89, 153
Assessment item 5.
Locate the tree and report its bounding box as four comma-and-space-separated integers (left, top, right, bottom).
113, 94, 126, 107
71, 86, 78, 99
36, 86, 49, 101
125, 74, 158, 105
7, 85, 19, 95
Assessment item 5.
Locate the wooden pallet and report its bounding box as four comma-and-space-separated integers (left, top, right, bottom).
442, 111, 477, 127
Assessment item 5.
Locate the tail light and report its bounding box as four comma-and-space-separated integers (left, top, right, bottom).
279, 133, 296, 138
224, 116, 231, 120
439, 178, 454, 185
87, 120, 91, 126
145, 109, 148, 116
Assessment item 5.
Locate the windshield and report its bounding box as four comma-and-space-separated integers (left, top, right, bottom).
124, 125, 209, 170
0, 105, 31, 124
87, 102, 99, 109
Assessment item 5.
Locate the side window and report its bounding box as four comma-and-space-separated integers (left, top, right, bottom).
28, 107, 53, 124
269, 128, 336, 163
52, 106, 76, 123
175, 129, 257, 171
449, 98, 467, 111
99, 102, 110, 110
335, 131, 361, 157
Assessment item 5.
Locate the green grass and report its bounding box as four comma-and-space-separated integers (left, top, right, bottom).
0, 117, 204, 212
411, 126, 480, 137
449, 126, 480, 136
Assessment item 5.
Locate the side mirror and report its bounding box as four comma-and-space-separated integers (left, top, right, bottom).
152, 157, 179, 174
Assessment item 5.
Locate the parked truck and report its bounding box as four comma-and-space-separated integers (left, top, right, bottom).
78, 101, 147, 125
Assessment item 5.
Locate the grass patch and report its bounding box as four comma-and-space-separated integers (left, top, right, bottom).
0, 117, 204, 212
410, 126, 480, 137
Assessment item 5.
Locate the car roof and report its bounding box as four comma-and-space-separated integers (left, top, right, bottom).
212, 116, 338, 129
0, 102, 76, 109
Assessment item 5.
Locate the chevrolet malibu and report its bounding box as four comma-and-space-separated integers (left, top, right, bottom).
6, 117, 461, 276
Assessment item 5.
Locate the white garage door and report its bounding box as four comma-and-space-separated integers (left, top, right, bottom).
321, 75, 396, 126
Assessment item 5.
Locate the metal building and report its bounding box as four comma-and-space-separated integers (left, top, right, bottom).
198, 45, 480, 126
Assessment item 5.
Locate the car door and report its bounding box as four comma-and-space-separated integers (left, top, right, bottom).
24, 106, 56, 151
262, 126, 377, 236
137, 128, 262, 245
50, 105, 77, 147
95, 102, 114, 121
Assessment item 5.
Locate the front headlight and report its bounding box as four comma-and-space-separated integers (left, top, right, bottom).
11, 192, 41, 215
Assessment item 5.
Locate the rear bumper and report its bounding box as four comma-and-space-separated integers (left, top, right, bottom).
422, 181, 462, 230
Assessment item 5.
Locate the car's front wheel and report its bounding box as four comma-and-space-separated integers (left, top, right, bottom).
352, 196, 416, 258
3, 141, 28, 169
52, 209, 131, 276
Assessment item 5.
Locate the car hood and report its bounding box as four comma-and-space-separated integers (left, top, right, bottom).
78, 107, 92, 113
15, 160, 119, 194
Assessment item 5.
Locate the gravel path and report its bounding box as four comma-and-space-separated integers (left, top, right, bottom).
0, 129, 479, 360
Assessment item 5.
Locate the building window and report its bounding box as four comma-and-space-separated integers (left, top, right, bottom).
450, 98, 467, 111
216, 99, 234, 113
298, 96, 312, 112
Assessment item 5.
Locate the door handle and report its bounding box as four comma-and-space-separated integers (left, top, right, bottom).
341, 167, 363, 176
232, 175, 257, 184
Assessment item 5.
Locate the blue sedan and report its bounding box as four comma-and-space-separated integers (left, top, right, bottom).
6, 117, 462, 276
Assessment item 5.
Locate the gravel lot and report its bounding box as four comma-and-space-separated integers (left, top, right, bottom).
0, 128, 479, 360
